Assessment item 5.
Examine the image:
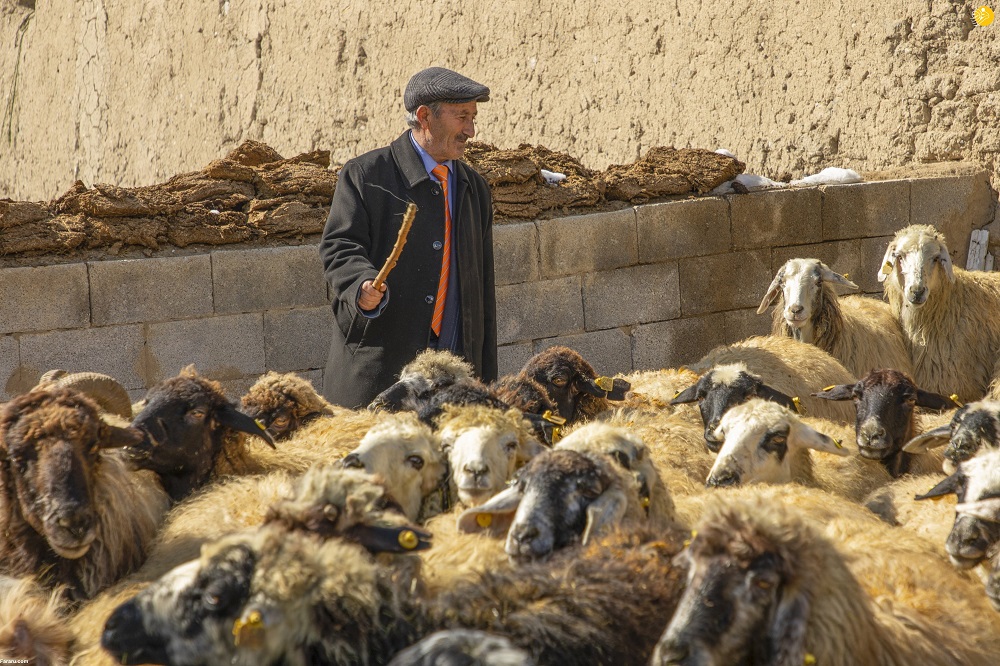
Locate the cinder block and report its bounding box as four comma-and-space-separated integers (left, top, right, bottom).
731, 189, 822, 251
264, 306, 336, 372
724, 308, 774, 343
771, 239, 864, 287
637, 198, 730, 263
146, 313, 265, 383
632, 313, 729, 371
822, 180, 909, 241
534, 328, 633, 376
497, 343, 534, 376
678, 249, 772, 316
213, 245, 328, 314
0, 263, 90, 334
89, 255, 213, 325
496, 277, 583, 345
858, 236, 894, 294
910, 172, 995, 268
298, 369, 324, 393
217, 376, 260, 401
493, 222, 540, 286
19, 325, 146, 389
583, 262, 680, 330
538, 209, 637, 278
0, 335, 19, 400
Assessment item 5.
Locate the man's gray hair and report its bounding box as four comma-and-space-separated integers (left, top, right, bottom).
405, 101, 443, 129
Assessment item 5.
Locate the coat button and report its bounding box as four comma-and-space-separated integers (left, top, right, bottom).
431, 187, 441, 196
425, 295, 435, 304
432, 240, 443, 250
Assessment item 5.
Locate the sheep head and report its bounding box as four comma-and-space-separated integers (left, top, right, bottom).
128, 367, 275, 502
671, 364, 800, 452
879, 224, 954, 306
904, 400, 1000, 473
368, 350, 474, 413
240, 371, 335, 440
706, 399, 849, 488
814, 368, 954, 477
757, 258, 857, 344
914, 449, 1000, 570
520, 346, 628, 423
0, 388, 144, 560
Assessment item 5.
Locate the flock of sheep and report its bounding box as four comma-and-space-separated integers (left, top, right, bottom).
3, 223, 1000, 665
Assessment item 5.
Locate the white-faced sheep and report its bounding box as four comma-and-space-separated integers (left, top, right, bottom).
100, 520, 686, 666
435, 404, 544, 507
706, 398, 897, 501
671, 336, 858, 450
0, 389, 170, 600
653, 497, 1000, 666
342, 412, 450, 522
0, 575, 74, 666
368, 349, 475, 412
813, 368, 954, 477
904, 399, 1000, 473
880, 224, 1000, 402
758, 258, 914, 377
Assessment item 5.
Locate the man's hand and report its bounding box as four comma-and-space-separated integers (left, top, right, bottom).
358, 280, 388, 311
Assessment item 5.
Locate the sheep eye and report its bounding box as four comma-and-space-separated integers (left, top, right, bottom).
188, 408, 207, 421
754, 578, 774, 590
612, 450, 631, 469
272, 415, 290, 427
551, 377, 568, 387
203, 592, 221, 608
504, 441, 518, 455
406, 454, 425, 470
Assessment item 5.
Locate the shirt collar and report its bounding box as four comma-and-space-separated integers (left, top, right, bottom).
408, 131, 453, 180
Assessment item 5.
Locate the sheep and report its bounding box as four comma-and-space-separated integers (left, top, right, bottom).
386, 630, 534, 666
0, 575, 74, 665
126, 366, 276, 502
100, 520, 686, 666
490, 374, 562, 444
34, 369, 135, 421
518, 346, 630, 423
758, 258, 914, 377
415, 377, 511, 425
653, 496, 1000, 666
342, 412, 450, 522
904, 399, 1000, 473
369, 349, 475, 413
0, 388, 170, 600
671, 335, 857, 450
239, 371, 344, 440
434, 404, 544, 507
880, 224, 1000, 402
706, 398, 898, 501
861, 474, 954, 548
555, 421, 676, 524
455, 448, 664, 563
813, 368, 953, 476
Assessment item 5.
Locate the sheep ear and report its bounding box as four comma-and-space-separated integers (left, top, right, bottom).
914, 472, 962, 500
578, 376, 630, 400
902, 424, 951, 453
877, 243, 897, 283
522, 414, 558, 446
955, 498, 1000, 523
517, 436, 547, 464
582, 487, 629, 545
791, 422, 851, 457
99, 425, 146, 450
344, 523, 433, 553
757, 271, 785, 314
670, 383, 700, 405
457, 485, 521, 535
812, 384, 856, 401
769, 588, 811, 666
915, 389, 955, 411
756, 384, 799, 413
220, 405, 276, 448
817, 264, 859, 290
939, 247, 955, 283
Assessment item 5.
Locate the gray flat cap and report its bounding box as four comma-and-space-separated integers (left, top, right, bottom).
404, 67, 490, 112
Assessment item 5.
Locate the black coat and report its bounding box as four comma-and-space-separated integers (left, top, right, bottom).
319, 132, 497, 409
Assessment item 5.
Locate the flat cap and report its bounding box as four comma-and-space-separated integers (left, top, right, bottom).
404, 67, 490, 112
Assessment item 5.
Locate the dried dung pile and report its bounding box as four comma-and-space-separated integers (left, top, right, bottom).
463, 142, 603, 218
0, 140, 337, 258
601, 147, 744, 203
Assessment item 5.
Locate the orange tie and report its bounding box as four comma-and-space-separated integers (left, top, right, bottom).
430, 164, 451, 336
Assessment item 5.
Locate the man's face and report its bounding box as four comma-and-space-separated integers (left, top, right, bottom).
416, 101, 478, 161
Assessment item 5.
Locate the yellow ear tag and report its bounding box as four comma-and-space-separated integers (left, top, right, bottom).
595, 376, 614, 392
690, 529, 698, 538
398, 529, 419, 550
881, 261, 893, 275
804, 654, 817, 665
541, 410, 567, 425
550, 425, 564, 444
476, 513, 493, 528
254, 419, 268, 431
950, 394, 963, 407
842, 273, 850, 279
821, 385, 836, 392
792, 397, 805, 415
641, 496, 651, 509
834, 439, 844, 449
233, 610, 266, 648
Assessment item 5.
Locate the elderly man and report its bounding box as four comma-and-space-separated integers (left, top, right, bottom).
319, 67, 497, 408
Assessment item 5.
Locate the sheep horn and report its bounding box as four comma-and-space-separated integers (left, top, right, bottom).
44, 372, 133, 419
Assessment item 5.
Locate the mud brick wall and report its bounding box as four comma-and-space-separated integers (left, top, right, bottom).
0, 171, 995, 401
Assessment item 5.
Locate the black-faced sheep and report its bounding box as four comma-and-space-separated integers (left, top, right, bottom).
368, 349, 475, 413
758, 258, 914, 377
0, 575, 75, 666
0, 389, 170, 600
415, 377, 511, 426
880, 224, 1000, 402
518, 346, 629, 423
654, 497, 1000, 666
813, 368, 953, 477
904, 399, 1000, 473
239, 371, 343, 440
490, 374, 562, 444
671, 336, 857, 450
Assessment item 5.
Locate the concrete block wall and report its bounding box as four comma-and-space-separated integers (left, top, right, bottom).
0, 170, 995, 401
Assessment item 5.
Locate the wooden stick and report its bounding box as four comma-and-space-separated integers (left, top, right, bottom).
372, 203, 417, 290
